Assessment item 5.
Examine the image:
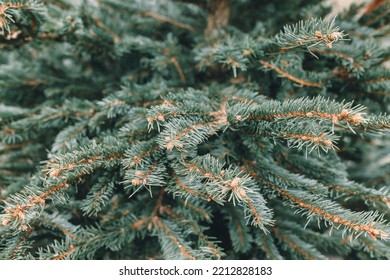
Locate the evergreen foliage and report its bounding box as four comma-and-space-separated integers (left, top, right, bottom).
0, 0, 389, 260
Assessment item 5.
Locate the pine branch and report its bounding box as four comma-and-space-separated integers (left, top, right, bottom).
232, 95, 367, 128
272, 227, 326, 260
355, 235, 390, 259
225, 206, 253, 253
1, 139, 126, 230
140, 11, 197, 33
34, 238, 79, 260
180, 154, 274, 231
273, 17, 347, 55
0, 227, 32, 259
122, 140, 161, 168
277, 220, 349, 256
80, 179, 115, 217
348, 114, 390, 135
161, 202, 223, 259
259, 59, 323, 87
245, 163, 390, 240
276, 150, 390, 209
329, 182, 390, 209
254, 231, 284, 260
167, 169, 213, 201
154, 218, 197, 260
0, 0, 44, 34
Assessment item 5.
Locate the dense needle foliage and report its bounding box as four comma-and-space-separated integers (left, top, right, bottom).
0, 0, 389, 260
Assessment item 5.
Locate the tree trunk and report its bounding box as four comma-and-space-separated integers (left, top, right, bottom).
205, 0, 231, 39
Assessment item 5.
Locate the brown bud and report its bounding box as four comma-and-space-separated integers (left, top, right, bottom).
19, 224, 28, 231
231, 177, 241, 188
166, 142, 174, 150
323, 139, 333, 147
306, 112, 314, 117
2, 218, 10, 226
131, 178, 143, 185
237, 188, 246, 199
351, 113, 364, 125
315, 31, 322, 38
49, 169, 60, 178
156, 114, 165, 121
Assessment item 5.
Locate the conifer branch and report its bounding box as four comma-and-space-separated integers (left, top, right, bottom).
281, 131, 335, 150
356, 235, 390, 259
159, 118, 219, 151
233, 218, 246, 250
2, 141, 126, 229
80, 180, 115, 217
356, 115, 390, 133
182, 155, 273, 230
6, 227, 32, 259
280, 190, 387, 240
43, 220, 78, 240
52, 122, 87, 153
179, 200, 212, 222
0, 1, 29, 33
226, 206, 253, 253
140, 11, 197, 33
272, 227, 323, 260
273, 17, 347, 55
153, 217, 196, 260
244, 120, 340, 153
329, 184, 390, 208
170, 170, 213, 201
161, 205, 223, 259
277, 219, 351, 256
123, 141, 161, 168
3, 182, 69, 230
259, 60, 323, 87
255, 232, 284, 260
234, 95, 367, 133
276, 151, 390, 209
245, 164, 389, 240
46, 151, 124, 179
365, 76, 390, 84
51, 245, 76, 260
92, 15, 121, 43
170, 56, 187, 83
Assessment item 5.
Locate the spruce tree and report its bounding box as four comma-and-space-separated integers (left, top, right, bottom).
0, 0, 389, 260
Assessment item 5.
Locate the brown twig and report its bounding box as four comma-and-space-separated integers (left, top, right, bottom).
259, 60, 322, 87
92, 16, 121, 43
140, 11, 197, 33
